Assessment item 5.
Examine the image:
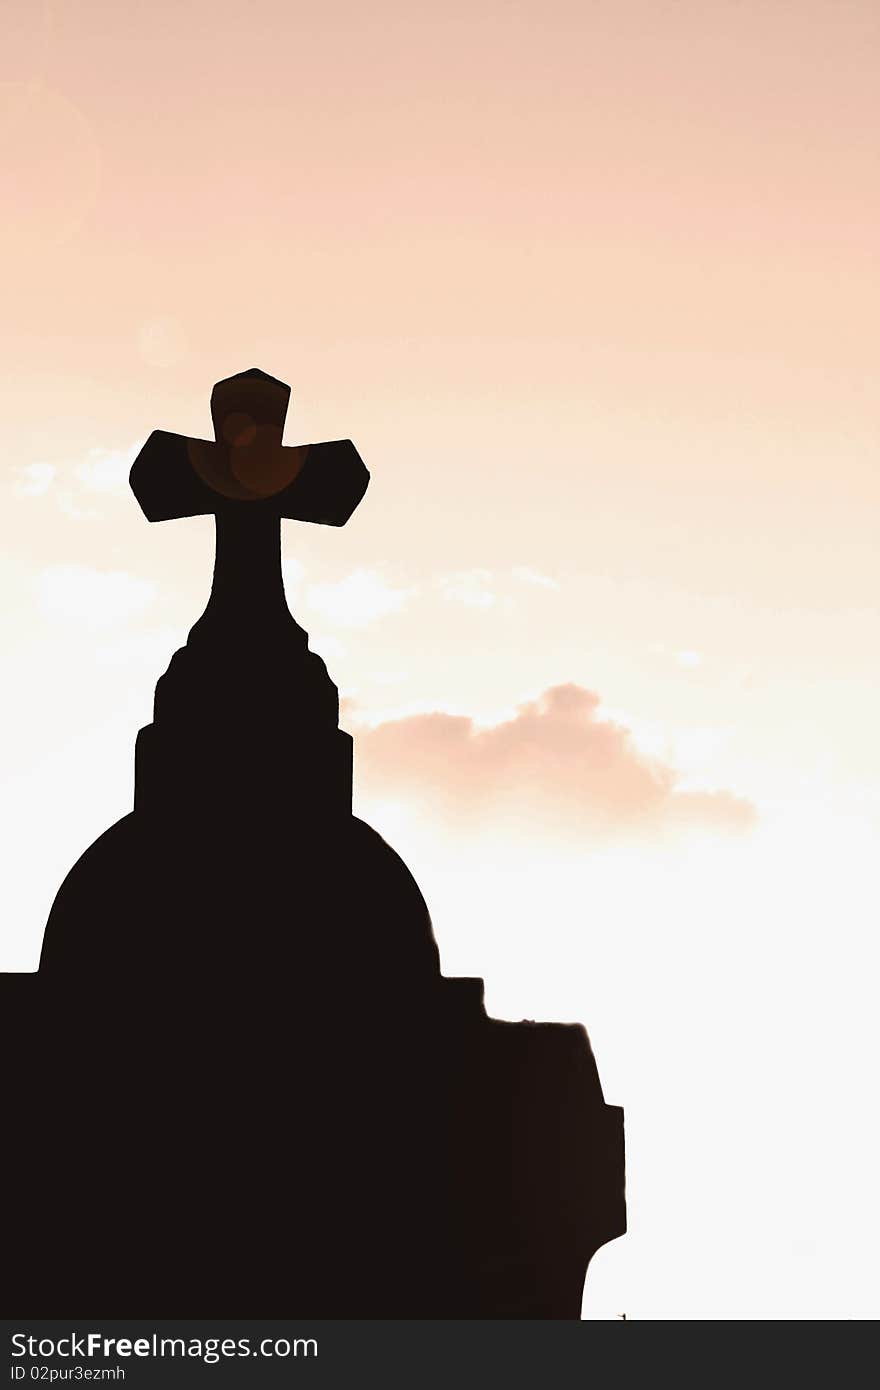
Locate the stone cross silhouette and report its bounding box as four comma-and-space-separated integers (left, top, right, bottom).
130, 367, 369, 632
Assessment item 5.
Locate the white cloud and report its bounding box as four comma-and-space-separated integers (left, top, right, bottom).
13, 463, 56, 496
12, 444, 141, 515
281, 556, 305, 598
370, 669, 408, 686
36, 565, 158, 626
313, 632, 347, 665
306, 568, 412, 627
439, 566, 559, 608
56, 490, 101, 521
94, 628, 182, 668
676, 649, 702, 668
512, 565, 559, 589
438, 568, 497, 608
74, 443, 140, 494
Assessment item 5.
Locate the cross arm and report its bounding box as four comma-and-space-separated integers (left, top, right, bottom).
130, 431, 218, 522
282, 440, 369, 525
130, 432, 369, 525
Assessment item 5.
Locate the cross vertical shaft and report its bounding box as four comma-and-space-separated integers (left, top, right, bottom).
198, 508, 291, 637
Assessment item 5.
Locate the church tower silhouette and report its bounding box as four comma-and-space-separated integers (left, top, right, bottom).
2, 370, 625, 1317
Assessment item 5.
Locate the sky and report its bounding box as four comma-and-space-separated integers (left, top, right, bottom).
2, 0, 879, 1317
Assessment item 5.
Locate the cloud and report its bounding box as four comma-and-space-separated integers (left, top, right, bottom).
437, 566, 560, 609
13, 463, 56, 496
512, 566, 559, 590
93, 627, 181, 667
438, 569, 497, 608
36, 565, 158, 626
12, 444, 141, 519
353, 683, 755, 843
314, 632, 347, 665
73, 444, 139, 494
281, 556, 305, 598
306, 568, 412, 627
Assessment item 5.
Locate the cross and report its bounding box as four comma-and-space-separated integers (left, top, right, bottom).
130, 368, 369, 634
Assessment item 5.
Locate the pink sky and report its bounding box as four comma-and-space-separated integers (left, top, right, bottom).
2, 1, 879, 1316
